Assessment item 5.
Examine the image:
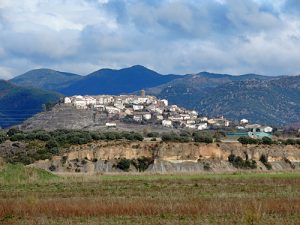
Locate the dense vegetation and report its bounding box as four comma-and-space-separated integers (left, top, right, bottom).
1, 128, 299, 166
10, 68, 82, 91
0, 80, 61, 128
60, 65, 178, 95
238, 136, 300, 145
114, 157, 154, 172
1, 129, 144, 165
146, 74, 300, 126
228, 154, 257, 169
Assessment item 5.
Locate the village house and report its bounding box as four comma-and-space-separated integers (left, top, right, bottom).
64, 97, 72, 104
133, 105, 144, 111
105, 122, 117, 127
197, 123, 208, 130
105, 106, 121, 114
143, 113, 152, 120
186, 124, 196, 129
133, 114, 143, 122
240, 119, 249, 124
162, 120, 173, 127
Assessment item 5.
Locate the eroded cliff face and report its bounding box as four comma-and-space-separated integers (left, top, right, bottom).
31, 141, 300, 173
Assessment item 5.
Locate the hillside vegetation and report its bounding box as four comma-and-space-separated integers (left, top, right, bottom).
0, 80, 62, 128
7, 66, 300, 126
60, 65, 179, 95
147, 74, 300, 126
10, 69, 82, 91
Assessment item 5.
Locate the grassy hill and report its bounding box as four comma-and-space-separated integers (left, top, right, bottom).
0, 80, 62, 128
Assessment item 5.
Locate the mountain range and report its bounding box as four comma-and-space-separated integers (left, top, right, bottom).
2, 65, 300, 127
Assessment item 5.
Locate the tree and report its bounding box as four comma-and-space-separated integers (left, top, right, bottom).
262, 137, 273, 145
0, 132, 7, 144
116, 158, 131, 172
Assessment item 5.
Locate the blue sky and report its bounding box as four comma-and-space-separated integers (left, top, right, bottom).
1, 0, 300, 78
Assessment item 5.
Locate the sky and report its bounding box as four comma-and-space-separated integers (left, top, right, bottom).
1, 0, 300, 78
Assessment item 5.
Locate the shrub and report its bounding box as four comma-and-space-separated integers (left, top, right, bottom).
131, 157, 153, 172
283, 157, 295, 169
259, 154, 272, 170
115, 158, 131, 172
35, 132, 51, 141
238, 137, 261, 145
61, 156, 68, 165
161, 133, 174, 142
285, 139, 297, 145
0, 132, 7, 144
194, 132, 213, 143
10, 133, 26, 142
49, 147, 59, 155
49, 164, 56, 171
262, 137, 273, 145
147, 132, 159, 138
7, 128, 22, 137
228, 154, 257, 169
203, 162, 211, 171
45, 139, 59, 149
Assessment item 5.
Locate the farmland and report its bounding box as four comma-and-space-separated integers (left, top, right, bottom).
0, 164, 300, 225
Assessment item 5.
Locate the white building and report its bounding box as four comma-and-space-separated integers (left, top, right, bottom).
114, 102, 125, 110
133, 105, 144, 111
199, 117, 208, 122
97, 96, 114, 105
186, 124, 196, 129
106, 122, 117, 127
169, 105, 178, 112
181, 114, 191, 120
156, 115, 164, 120
161, 99, 168, 106
262, 126, 273, 133
143, 113, 152, 120
85, 97, 96, 105
162, 120, 173, 127
198, 123, 208, 130
133, 115, 143, 122
73, 99, 87, 109
186, 120, 195, 124
64, 97, 72, 104
105, 106, 121, 114
240, 119, 249, 124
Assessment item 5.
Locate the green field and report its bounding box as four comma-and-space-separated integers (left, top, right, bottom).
0, 164, 300, 225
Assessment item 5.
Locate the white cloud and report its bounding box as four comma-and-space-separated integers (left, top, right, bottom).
1, 0, 300, 78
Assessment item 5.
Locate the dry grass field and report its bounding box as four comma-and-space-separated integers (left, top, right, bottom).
0, 164, 299, 225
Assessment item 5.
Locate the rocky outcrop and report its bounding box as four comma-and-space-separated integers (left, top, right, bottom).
30, 141, 300, 173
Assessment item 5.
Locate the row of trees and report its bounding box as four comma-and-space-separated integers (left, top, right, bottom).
238, 136, 300, 145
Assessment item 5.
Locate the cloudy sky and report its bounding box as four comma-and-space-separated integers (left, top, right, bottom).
1, 0, 300, 78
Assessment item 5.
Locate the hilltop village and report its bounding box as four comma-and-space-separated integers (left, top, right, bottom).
62, 91, 274, 136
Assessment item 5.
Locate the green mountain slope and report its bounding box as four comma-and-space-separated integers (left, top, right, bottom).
10, 69, 82, 91
147, 74, 299, 126
60, 65, 179, 95
199, 76, 300, 125
0, 80, 62, 128
145, 72, 275, 110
